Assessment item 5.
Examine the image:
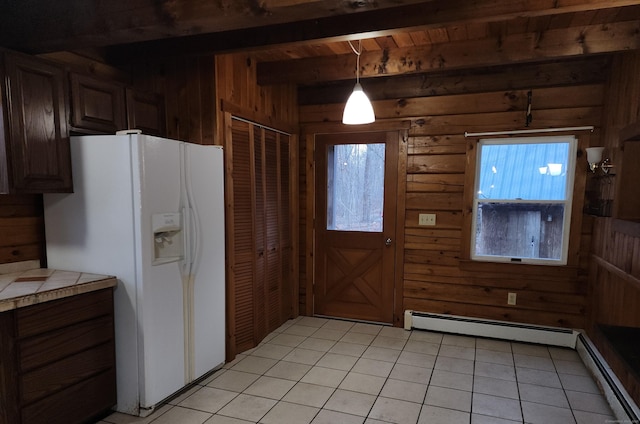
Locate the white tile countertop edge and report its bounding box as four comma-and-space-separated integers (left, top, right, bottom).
0, 268, 117, 312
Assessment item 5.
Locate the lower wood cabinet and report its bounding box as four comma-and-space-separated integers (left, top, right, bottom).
0, 289, 116, 424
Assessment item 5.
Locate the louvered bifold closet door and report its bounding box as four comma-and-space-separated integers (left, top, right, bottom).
226, 115, 294, 359
229, 118, 257, 354
254, 127, 267, 342
265, 130, 282, 332
279, 135, 293, 324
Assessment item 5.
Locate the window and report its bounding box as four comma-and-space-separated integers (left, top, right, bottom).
326, 143, 385, 232
471, 136, 577, 265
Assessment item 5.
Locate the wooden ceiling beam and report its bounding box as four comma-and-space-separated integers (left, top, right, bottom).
257, 20, 640, 85
1, 0, 427, 54
99, 0, 638, 62
297, 56, 610, 105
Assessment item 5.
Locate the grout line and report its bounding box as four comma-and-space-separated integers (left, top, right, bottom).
101, 318, 619, 423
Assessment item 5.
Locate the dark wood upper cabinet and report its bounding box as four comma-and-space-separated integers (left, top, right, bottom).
69, 72, 127, 134
0, 51, 72, 194
126, 88, 166, 137
69, 73, 166, 137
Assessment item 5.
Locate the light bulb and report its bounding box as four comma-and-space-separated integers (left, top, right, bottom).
342, 83, 375, 125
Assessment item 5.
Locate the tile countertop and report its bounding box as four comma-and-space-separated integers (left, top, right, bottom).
0, 268, 117, 313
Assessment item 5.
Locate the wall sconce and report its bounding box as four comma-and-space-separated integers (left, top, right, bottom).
585, 147, 614, 174
342, 40, 375, 125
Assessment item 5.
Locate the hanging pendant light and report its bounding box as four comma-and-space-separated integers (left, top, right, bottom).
342, 40, 375, 125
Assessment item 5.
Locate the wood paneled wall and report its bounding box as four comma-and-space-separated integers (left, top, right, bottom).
131, 53, 298, 145
587, 50, 640, 406
0, 195, 43, 265
300, 62, 607, 329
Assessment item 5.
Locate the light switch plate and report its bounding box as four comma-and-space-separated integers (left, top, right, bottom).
418, 213, 436, 226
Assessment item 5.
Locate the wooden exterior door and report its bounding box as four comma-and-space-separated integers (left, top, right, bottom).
314, 131, 399, 324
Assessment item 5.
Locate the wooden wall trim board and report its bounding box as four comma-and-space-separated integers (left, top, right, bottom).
394, 130, 409, 327
223, 112, 238, 361
591, 254, 640, 291
303, 132, 314, 317
221, 100, 298, 135
289, 132, 301, 320
301, 120, 411, 135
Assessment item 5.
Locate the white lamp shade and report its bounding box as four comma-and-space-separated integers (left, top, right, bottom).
585, 147, 605, 164
342, 83, 375, 125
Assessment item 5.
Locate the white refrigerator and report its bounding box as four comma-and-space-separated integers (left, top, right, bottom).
43, 132, 226, 416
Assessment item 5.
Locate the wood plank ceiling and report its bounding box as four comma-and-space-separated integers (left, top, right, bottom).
1, 0, 639, 98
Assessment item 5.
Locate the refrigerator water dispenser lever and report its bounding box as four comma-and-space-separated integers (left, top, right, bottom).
152, 212, 184, 265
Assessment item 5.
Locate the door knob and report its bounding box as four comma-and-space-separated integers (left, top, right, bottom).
385, 237, 392, 246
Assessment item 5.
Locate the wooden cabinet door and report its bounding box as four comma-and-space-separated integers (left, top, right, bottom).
70, 72, 126, 134
125, 88, 166, 137
2, 52, 72, 193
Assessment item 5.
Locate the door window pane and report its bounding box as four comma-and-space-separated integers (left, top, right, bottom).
327, 143, 385, 232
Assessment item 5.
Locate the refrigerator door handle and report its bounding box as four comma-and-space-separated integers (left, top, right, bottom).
183, 147, 201, 275
188, 206, 199, 270
181, 206, 191, 276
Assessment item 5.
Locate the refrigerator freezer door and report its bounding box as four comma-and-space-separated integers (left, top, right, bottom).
184, 144, 226, 379
44, 135, 141, 414
134, 135, 187, 409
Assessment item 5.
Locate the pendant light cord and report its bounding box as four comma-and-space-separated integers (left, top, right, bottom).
347, 40, 362, 83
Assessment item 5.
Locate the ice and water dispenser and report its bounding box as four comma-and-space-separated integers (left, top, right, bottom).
152, 213, 183, 265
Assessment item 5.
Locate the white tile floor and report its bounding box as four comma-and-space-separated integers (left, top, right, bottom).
99, 316, 618, 424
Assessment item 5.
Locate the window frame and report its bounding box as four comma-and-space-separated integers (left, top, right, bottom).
470, 135, 578, 266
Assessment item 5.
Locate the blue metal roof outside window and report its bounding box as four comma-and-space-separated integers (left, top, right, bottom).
477, 141, 570, 201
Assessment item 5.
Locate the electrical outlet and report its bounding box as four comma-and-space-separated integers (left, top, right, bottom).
418, 213, 436, 226
507, 292, 517, 305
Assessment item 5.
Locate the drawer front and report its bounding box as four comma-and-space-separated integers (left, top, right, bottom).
16, 289, 113, 338
0, 312, 19, 424
19, 315, 114, 372
21, 368, 116, 424
20, 342, 115, 405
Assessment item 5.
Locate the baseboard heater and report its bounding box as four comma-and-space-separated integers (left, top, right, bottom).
404, 310, 640, 421
404, 310, 578, 348
577, 333, 640, 422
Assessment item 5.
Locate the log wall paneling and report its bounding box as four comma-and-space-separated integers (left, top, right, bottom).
300, 78, 605, 330
215, 54, 298, 145
0, 195, 44, 265
586, 50, 640, 407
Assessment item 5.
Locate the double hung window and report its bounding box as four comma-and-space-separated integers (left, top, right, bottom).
471, 136, 577, 265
